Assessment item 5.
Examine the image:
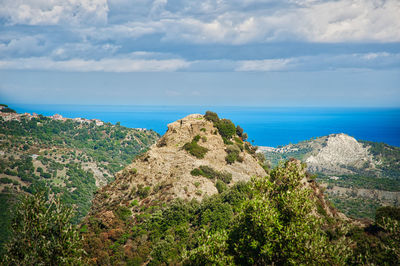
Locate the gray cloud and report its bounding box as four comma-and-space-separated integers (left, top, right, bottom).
0, 0, 399, 72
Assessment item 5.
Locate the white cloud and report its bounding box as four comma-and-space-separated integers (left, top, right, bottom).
0, 57, 190, 72
158, 0, 400, 44
236, 59, 294, 71
0, 35, 48, 57
0, 52, 398, 72
0, 0, 109, 25
2, 0, 399, 43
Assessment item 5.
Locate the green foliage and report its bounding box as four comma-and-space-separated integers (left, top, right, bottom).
204, 111, 220, 123
215, 119, 236, 139
1, 191, 84, 265
349, 211, 400, 264
84, 161, 369, 265
191, 165, 232, 184
115, 206, 132, 222
376, 206, 400, 224
225, 144, 241, 164
183, 136, 209, 159
0, 108, 159, 251
0, 107, 16, 113
236, 125, 244, 138
216, 180, 227, 193
137, 185, 151, 199
361, 140, 400, 178
228, 161, 352, 265
193, 134, 201, 142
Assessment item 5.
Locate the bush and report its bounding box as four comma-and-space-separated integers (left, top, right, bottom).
227, 161, 352, 265
215, 119, 236, 140
0, 178, 13, 184
236, 126, 243, 137
204, 111, 219, 123
2, 191, 84, 265
193, 135, 201, 142
219, 172, 232, 184
191, 166, 232, 184
216, 180, 227, 193
190, 168, 202, 176
137, 185, 151, 199
183, 136, 209, 159
115, 206, 132, 221
376, 206, 400, 224
41, 172, 51, 179
225, 145, 241, 164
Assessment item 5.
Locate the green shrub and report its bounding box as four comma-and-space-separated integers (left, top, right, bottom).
0, 178, 13, 184
183, 136, 209, 159
191, 168, 202, 176
204, 111, 220, 123
115, 206, 132, 221
193, 135, 201, 142
219, 172, 232, 184
244, 142, 256, 154
215, 119, 236, 140
2, 191, 84, 265
226, 153, 238, 164
216, 180, 227, 193
191, 166, 232, 184
236, 125, 243, 137
225, 145, 241, 164
376, 206, 400, 224
199, 165, 218, 179
137, 185, 151, 199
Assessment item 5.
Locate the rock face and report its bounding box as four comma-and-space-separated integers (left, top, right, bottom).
91, 114, 266, 212
305, 134, 376, 175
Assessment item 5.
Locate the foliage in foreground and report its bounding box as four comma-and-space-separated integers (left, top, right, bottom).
3, 162, 400, 265
83, 161, 365, 265
1, 191, 84, 265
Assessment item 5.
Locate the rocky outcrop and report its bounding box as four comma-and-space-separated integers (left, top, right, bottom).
91, 114, 266, 212
305, 134, 376, 175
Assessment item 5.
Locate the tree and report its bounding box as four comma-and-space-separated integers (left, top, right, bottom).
236, 125, 243, 137
2, 191, 84, 265
228, 160, 352, 265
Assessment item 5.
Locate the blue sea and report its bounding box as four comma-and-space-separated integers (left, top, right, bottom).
10, 104, 400, 147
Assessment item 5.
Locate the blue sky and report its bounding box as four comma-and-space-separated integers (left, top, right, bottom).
0, 0, 399, 106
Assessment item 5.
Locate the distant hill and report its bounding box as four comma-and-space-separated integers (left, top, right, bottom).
260, 133, 400, 219
0, 105, 160, 253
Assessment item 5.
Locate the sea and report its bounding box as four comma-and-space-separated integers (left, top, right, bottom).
10, 104, 400, 147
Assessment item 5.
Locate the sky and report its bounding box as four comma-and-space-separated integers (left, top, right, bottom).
0, 0, 399, 106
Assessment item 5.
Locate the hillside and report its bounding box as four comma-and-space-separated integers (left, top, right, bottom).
0, 105, 159, 253
82, 112, 354, 264
261, 133, 400, 219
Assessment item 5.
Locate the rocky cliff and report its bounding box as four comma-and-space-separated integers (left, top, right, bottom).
90, 114, 266, 214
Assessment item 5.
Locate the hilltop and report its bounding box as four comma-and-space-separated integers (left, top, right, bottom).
90, 113, 265, 212
261, 133, 400, 219
82, 112, 352, 265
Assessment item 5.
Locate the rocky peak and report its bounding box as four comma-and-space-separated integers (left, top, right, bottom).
306, 133, 375, 174
91, 114, 266, 214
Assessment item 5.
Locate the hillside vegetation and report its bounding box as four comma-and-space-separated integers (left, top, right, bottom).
1, 111, 400, 265
0, 105, 159, 254
261, 134, 400, 219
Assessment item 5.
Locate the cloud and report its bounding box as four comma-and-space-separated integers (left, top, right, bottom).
0, 57, 190, 72
0, 35, 48, 57
0, 0, 109, 26
236, 59, 294, 71
1, 52, 397, 72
